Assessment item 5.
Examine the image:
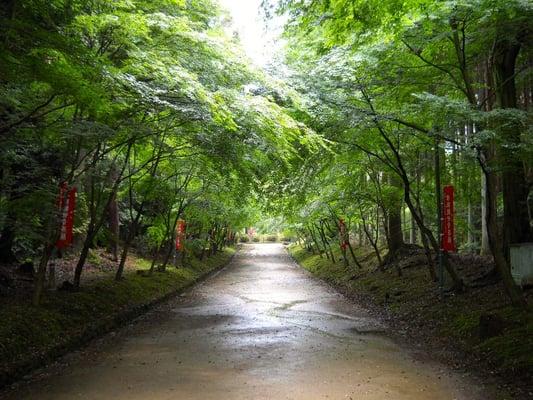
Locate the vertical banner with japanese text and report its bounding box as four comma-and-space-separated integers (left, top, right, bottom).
175, 220, 186, 251
339, 218, 348, 250
56, 184, 77, 249
441, 185, 455, 252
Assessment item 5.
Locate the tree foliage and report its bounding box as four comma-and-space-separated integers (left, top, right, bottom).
264, 0, 532, 305
0, 0, 319, 303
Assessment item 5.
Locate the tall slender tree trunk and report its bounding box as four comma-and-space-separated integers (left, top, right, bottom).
73, 227, 93, 287
318, 222, 335, 262
115, 203, 145, 280
479, 34, 530, 308
492, 36, 532, 255
106, 165, 120, 262
107, 191, 119, 262
359, 89, 460, 289
33, 244, 54, 305
385, 174, 404, 259
73, 142, 133, 287
481, 163, 527, 307
0, 224, 16, 263
33, 221, 56, 306
160, 210, 183, 271
480, 171, 491, 255
347, 240, 363, 269
410, 212, 417, 244
467, 200, 473, 248
360, 208, 382, 267
308, 226, 323, 257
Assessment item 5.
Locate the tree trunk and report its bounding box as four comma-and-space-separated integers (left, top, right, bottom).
73, 230, 92, 287
160, 212, 182, 270
402, 206, 408, 242
308, 226, 323, 258
115, 203, 145, 280
404, 180, 448, 284
347, 240, 363, 269
318, 222, 335, 262
481, 163, 527, 307
467, 200, 473, 248
341, 247, 349, 267
360, 208, 382, 267
107, 190, 119, 262
32, 243, 54, 305
492, 36, 532, 256
359, 90, 461, 289
465, 123, 475, 251
73, 142, 133, 287
435, 136, 445, 287
0, 224, 16, 263
410, 212, 417, 244
480, 171, 491, 255
385, 174, 404, 258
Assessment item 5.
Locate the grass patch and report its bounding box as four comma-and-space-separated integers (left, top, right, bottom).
0, 248, 235, 387
290, 245, 353, 284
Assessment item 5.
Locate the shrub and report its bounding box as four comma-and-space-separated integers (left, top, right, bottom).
186, 238, 205, 258
239, 236, 250, 243
87, 249, 102, 266
266, 235, 278, 242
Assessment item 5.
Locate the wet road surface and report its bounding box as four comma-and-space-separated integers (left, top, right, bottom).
4, 244, 492, 399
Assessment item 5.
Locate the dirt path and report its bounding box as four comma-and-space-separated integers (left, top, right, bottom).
3, 244, 494, 399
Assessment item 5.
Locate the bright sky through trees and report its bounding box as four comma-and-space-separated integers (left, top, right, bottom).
219, 0, 284, 66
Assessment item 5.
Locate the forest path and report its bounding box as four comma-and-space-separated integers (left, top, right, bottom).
4, 244, 492, 400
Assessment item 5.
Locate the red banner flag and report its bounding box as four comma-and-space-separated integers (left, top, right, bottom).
339, 218, 348, 250
56, 185, 77, 249
441, 185, 455, 252
175, 220, 186, 251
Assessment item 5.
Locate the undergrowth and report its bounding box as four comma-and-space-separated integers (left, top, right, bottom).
0, 248, 235, 386
289, 244, 533, 379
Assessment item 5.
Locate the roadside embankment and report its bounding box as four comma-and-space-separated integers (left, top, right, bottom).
288, 244, 533, 399
0, 248, 235, 389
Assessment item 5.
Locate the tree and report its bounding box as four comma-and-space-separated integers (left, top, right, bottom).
265, 0, 532, 304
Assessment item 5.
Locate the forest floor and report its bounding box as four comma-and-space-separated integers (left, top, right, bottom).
0, 247, 236, 389
289, 243, 533, 400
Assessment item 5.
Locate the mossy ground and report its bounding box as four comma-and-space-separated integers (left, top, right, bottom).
289, 244, 533, 396
0, 248, 235, 387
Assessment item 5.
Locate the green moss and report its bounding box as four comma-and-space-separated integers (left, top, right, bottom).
135, 257, 153, 270
291, 245, 350, 283
477, 310, 533, 372
447, 312, 482, 337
